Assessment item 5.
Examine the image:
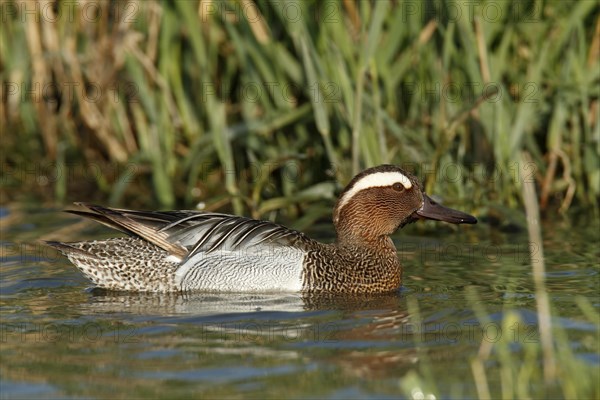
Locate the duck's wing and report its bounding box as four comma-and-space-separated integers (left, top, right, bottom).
67, 203, 315, 260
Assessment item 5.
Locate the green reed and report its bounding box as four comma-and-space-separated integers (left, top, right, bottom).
1, 0, 598, 219
401, 288, 599, 399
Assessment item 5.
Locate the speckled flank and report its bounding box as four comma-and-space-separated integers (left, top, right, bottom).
49, 237, 179, 292
47, 165, 476, 293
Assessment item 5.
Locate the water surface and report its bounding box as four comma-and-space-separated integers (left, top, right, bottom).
1, 205, 598, 398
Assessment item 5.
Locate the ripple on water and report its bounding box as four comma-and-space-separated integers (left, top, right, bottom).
1, 206, 598, 399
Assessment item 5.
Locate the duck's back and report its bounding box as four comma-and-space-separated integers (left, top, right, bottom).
47, 204, 316, 293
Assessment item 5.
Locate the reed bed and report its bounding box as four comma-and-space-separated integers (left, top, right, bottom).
1, 0, 598, 220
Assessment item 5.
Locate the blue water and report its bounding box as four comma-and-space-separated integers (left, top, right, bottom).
1, 206, 598, 398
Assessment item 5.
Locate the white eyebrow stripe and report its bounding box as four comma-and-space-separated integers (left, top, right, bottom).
337, 171, 412, 212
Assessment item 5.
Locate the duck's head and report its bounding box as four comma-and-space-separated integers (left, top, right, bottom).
333, 165, 477, 244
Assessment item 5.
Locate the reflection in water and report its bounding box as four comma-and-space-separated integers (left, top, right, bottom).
2, 206, 598, 398
84, 288, 406, 314
86, 288, 306, 314
83, 289, 421, 380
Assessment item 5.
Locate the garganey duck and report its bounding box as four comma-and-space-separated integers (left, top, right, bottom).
46, 165, 477, 293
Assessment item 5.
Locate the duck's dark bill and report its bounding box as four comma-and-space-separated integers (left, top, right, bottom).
415, 194, 477, 224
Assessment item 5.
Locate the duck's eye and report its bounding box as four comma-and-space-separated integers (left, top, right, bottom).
392, 182, 405, 192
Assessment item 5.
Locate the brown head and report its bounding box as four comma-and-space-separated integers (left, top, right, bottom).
333, 165, 477, 245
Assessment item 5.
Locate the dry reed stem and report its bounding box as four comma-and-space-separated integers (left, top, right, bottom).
520, 151, 556, 383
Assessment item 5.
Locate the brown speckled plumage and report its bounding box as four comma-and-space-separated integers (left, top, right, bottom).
48, 237, 179, 291
302, 240, 401, 293
46, 165, 477, 293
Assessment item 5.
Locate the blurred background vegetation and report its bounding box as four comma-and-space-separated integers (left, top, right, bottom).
1, 0, 599, 224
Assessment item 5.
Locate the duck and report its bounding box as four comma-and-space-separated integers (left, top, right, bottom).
46, 164, 477, 293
